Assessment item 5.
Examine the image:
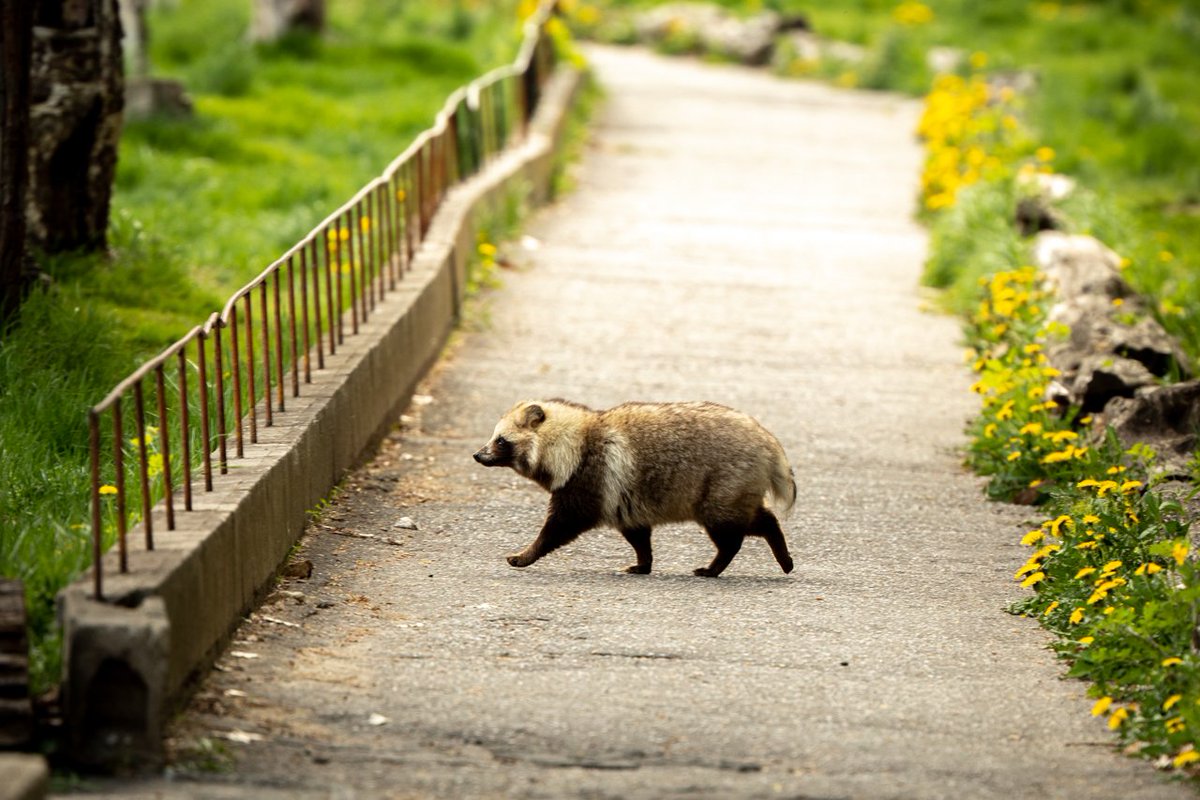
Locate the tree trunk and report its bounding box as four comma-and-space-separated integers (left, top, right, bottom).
117, 0, 148, 79
27, 0, 124, 255
0, 0, 34, 321
251, 0, 325, 43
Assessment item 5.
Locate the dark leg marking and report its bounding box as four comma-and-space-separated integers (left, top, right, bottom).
695, 524, 744, 578
508, 505, 594, 568
619, 526, 653, 574
750, 507, 793, 574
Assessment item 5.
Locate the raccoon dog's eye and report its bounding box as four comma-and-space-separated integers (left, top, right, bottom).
495, 436, 508, 447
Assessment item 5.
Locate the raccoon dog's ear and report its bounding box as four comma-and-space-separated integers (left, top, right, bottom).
521, 404, 546, 429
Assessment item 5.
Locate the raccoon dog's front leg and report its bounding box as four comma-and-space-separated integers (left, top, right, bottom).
619, 526, 653, 574
507, 495, 596, 568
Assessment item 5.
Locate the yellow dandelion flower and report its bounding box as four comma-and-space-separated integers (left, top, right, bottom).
1079, 636, 1095, 645
893, 1, 935, 25
1173, 541, 1189, 566
1091, 696, 1113, 716
1108, 707, 1128, 730
1074, 567, 1097, 580
99, 484, 118, 496
1069, 607, 1084, 624
1173, 749, 1200, 768
576, 4, 600, 25
1043, 515, 1071, 537
1035, 146, 1055, 163
1081, 514, 1100, 524
1043, 601, 1060, 616
1014, 560, 1042, 579
1007, 451, 1022, 462
1021, 530, 1044, 546
1020, 571, 1046, 588
1163, 657, 1184, 667
1042, 447, 1074, 464
1164, 694, 1183, 711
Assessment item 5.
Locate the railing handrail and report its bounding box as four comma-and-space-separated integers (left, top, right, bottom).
86, 1, 561, 601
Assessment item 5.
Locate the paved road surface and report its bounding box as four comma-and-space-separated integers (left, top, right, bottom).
76, 45, 1190, 799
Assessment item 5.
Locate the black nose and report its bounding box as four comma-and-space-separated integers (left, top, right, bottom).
473, 450, 487, 464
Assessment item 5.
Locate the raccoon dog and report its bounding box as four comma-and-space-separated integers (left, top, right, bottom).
473, 399, 796, 577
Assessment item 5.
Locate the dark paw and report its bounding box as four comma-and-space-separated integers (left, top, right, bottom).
780, 557, 794, 574
693, 567, 720, 578
507, 553, 533, 568
624, 563, 651, 575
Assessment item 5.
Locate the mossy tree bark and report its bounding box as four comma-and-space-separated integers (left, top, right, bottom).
27, 0, 124, 255
0, 0, 33, 322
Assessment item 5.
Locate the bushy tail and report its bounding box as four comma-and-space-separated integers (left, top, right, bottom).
768, 454, 797, 516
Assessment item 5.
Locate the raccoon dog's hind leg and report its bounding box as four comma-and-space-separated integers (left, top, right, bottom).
749, 507, 794, 574
694, 522, 745, 578
619, 526, 653, 574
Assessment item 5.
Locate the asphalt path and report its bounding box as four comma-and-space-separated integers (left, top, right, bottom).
76, 45, 1192, 800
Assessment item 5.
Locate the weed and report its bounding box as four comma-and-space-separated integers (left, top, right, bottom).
173, 736, 235, 774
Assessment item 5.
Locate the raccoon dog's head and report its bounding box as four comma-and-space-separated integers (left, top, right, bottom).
473, 402, 546, 475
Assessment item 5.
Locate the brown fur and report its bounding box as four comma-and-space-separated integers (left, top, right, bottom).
473, 400, 796, 577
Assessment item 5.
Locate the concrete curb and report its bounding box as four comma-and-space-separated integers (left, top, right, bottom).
57, 62, 585, 771
0, 755, 47, 800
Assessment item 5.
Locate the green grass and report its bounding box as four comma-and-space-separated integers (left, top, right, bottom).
911, 2, 1200, 355
0, 0, 523, 694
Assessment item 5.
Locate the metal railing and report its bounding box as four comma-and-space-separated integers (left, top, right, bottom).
86, 3, 560, 601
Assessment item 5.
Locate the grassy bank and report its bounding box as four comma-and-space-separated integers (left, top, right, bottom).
900, 6, 1200, 774
0, 0, 523, 693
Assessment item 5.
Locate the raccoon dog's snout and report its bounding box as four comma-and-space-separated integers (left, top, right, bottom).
473, 433, 514, 467
473, 446, 499, 466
